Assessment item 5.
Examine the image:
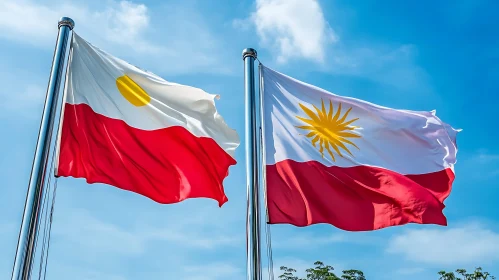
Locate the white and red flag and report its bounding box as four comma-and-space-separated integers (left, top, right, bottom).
55, 34, 239, 206
261, 65, 460, 231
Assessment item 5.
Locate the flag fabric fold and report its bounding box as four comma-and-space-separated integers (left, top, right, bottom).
55, 33, 239, 206
261, 64, 460, 231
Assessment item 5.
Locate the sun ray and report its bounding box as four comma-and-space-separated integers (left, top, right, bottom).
313, 104, 325, 119
338, 131, 362, 138
311, 135, 320, 147
321, 100, 327, 118
295, 99, 361, 162
338, 107, 352, 123
296, 125, 315, 131
340, 118, 359, 128
338, 137, 360, 150
319, 138, 324, 157
328, 138, 345, 158
306, 131, 318, 137
299, 104, 321, 123
332, 102, 342, 122
324, 142, 336, 161
327, 100, 333, 121
331, 138, 354, 157
296, 116, 316, 126
342, 125, 360, 131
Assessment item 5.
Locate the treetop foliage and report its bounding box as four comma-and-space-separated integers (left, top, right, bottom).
278, 261, 495, 280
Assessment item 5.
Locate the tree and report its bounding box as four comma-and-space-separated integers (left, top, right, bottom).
278, 266, 300, 280
341, 270, 366, 280
305, 261, 339, 280
278, 261, 364, 280
438, 267, 496, 280
279, 261, 495, 280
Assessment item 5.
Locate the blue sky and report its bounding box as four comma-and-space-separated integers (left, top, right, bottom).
0, 0, 498, 279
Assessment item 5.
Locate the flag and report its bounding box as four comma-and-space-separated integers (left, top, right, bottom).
55, 34, 239, 206
261, 65, 460, 231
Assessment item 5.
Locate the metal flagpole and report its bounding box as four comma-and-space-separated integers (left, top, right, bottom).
11, 17, 74, 280
243, 48, 262, 280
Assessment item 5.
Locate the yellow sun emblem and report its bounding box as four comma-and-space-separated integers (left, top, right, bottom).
296, 99, 361, 161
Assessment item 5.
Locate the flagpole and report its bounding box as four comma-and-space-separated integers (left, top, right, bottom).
11, 17, 74, 280
243, 48, 262, 280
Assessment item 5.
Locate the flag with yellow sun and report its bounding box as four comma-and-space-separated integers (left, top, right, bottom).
296, 99, 361, 162
260, 64, 460, 231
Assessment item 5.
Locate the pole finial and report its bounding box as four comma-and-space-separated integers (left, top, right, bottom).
242, 48, 257, 60
58, 17, 75, 30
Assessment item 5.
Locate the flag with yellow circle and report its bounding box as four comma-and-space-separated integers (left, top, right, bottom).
55, 33, 240, 206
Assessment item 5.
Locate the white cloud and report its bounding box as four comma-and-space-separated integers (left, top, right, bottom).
270, 230, 378, 249
0, 0, 231, 75
234, 1, 433, 96
103, 1, 149, 40
146, 227, 240, 250
0, 60, 46, 118
53, 209, 146, 256
85, 1, 159, 53
232, 18, 252, 32
469, 150, 499, 164
459, 150, 499, 178
248, 0, 337, 63
0, 0, 157, 52
0, 0, 66, 46
273, 233, 345, 248
387, 223, 499, 266
0, 84, 45, 114
327, 44, 430, 91
44, 206, 245, 279
51, 208, 242, 259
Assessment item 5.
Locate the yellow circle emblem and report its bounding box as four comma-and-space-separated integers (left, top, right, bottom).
116, 75, 151, 107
